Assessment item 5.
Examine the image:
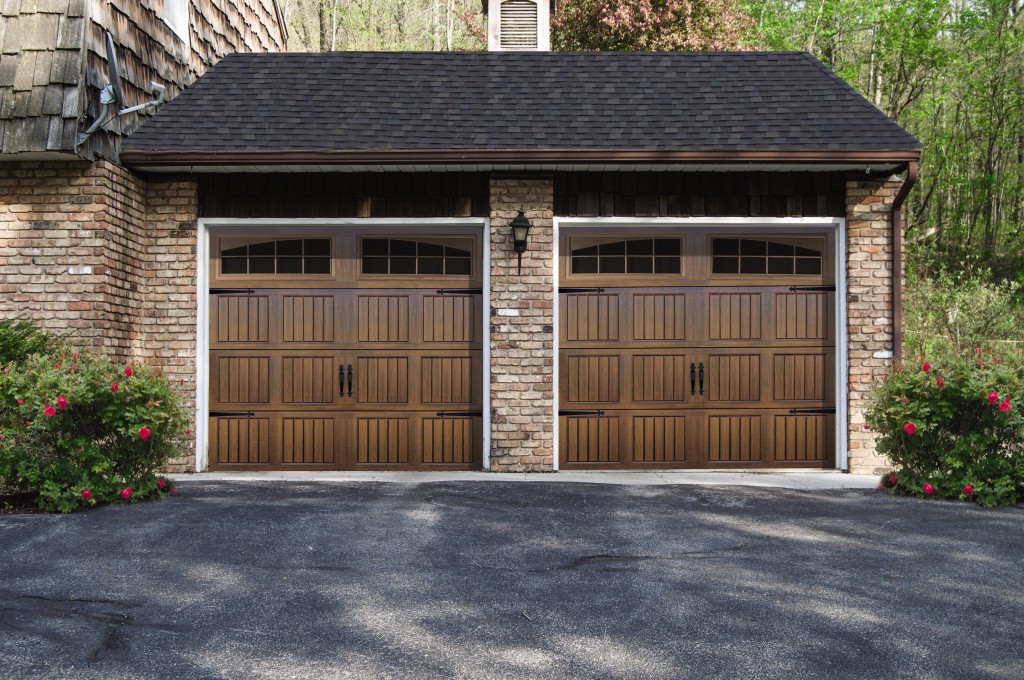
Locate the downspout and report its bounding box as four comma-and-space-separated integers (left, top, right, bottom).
890, 161, 918, 364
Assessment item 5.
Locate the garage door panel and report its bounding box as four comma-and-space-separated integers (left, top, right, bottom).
706, 353, 761, 403
561, 415, 622, 464
357, 294, 411, 343
564, 293, 620, 342
355, 356, 409, 404
211, 416, 271, 466
772, 353, 832, 402
771, 414, 834, 464
631, 354, 691, 403
632, 415, 689, 463
421, 356, 478, 404
282, 294, 336, 343
422, 294, 477, 343
422, 417, 479, 464
214, 295, 271, 344
774, 292, 831, 340
282, 417, 337, 465
356, 417, 410, 465
565, 355, 621, 403
632, 292, 687, 341
214, 356, 271, 405
281, 356, 336, 404
708, 292, 763, 340
708, 414, 763, 463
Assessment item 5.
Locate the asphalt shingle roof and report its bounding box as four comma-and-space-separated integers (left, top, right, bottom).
122, 51, 921, 156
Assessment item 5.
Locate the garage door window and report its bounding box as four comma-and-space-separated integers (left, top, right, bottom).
361, 238, 472, 275
570, 238, 681, 274
711, 238, 822, 275
221, 238, 331, 275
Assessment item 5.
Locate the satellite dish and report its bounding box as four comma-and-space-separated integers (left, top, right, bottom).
76, 30, 167, 148
104, 31, 125, 108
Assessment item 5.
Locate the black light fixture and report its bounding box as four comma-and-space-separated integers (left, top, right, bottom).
510, 209, 532, 274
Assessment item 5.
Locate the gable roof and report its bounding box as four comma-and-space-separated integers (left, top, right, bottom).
121, 51, 921, 171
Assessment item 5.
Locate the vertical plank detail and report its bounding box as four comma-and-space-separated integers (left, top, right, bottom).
708, 415, 762, 462
422, 295, 476, 342
632, 416, 687, 462
708, 293, 762, 340
422, 418, 478, 464
217, 357, 270, 403
282, 418, 335, 464
283, 296, 335, 342
566, 355, 620, 403
356, 357, 409, 404
564, 416, 620, 463
421, 357, 474, 403
356, 418, 410, 464
776, 293, 829, 339
632, 294, 686, 340
563, 294, 619, 341
774, 415, 828, 461
773, 354, 827, 401
707, 354, 761, 402
632, 355, 688, 402
217, 296, 269, 343
282, 357, 334, 403
358, 295, 410, 342
214, 418, 270, 465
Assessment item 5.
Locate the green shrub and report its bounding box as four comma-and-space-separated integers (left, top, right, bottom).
0, 317, 62, 365
0, 350, 185, 512
867, 348, 1024, 507
904, 270, 1024, 358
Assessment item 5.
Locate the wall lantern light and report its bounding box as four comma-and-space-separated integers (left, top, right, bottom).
510, 209, 532, 274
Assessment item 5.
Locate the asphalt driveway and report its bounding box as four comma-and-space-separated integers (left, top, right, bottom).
1, 481, 1022, 679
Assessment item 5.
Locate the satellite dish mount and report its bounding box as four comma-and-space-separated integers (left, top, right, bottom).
77, 31, 167, 148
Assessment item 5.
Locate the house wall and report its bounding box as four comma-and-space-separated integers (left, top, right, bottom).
845, 178, 902, 474
1, 0, 285, 157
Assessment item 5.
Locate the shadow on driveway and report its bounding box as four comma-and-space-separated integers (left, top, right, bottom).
1, 482, 1022, 679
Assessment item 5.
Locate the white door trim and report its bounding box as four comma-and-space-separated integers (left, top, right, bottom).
552, 216, 848, 470
194, 217, 491, 472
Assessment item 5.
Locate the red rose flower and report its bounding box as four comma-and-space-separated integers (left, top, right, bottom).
43, 404, 56, 417
922, 363, 931, 372
139, 427, 151, 441
863, 424, 869, 430
185, 428, 191, 435
16, 398, 22, 405
1000, 401, 1011, 412
157, 479, 166, 490
975, 347, 982, 354
124, 367, 133, 377
889, 474, 897, 485
923, 483, 935, 495
57, 396, 67, 409
110, 382, 118, 392
170, 488, 179, 496
71, 365, 77, 371
963, 484, 974, 496
936, 378, 944, 388
988, 391, 999, 404
904, 422, 917, 436
81, 489, 92, 501
24, 421, 30, 426
994, 358, 1001, 364
120, 488, 132, 500
73, 352, 79, 359
54, 363, 61, 369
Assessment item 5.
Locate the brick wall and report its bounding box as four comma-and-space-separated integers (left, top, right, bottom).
0, 160, 199, 471
488, 178, 555, 471
845, 178, 902, 474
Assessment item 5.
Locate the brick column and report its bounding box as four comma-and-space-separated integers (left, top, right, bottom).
846, 178, 903, 474
488, 178, 555, 471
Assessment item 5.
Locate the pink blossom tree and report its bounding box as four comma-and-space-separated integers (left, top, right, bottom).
552, 0, 755, 52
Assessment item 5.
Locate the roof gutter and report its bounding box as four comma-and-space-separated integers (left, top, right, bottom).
890, 160, 918, 364
120, 148, 922, 168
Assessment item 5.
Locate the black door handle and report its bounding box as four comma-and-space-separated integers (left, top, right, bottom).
698, 362, 705, 396
338, 364, 345, 398
346, 364, 353, 398
689, 362, 696, 396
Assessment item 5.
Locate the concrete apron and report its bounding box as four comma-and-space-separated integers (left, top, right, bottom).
168, 470, 879, 491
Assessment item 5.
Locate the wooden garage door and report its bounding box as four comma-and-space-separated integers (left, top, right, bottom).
208, 227, 483, 470
559, 228, 836, 469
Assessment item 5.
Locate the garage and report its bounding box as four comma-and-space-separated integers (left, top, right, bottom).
207, 226, 484, 470
558, 227, 837, 469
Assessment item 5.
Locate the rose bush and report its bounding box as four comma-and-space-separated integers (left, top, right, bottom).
0, 350, 184, 512
868, 348, 1024, 507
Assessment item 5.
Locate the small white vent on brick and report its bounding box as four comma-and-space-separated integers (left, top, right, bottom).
488, 0, 550, 51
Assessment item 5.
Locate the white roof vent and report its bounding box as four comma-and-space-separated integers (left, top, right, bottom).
488, 0, 550, 51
